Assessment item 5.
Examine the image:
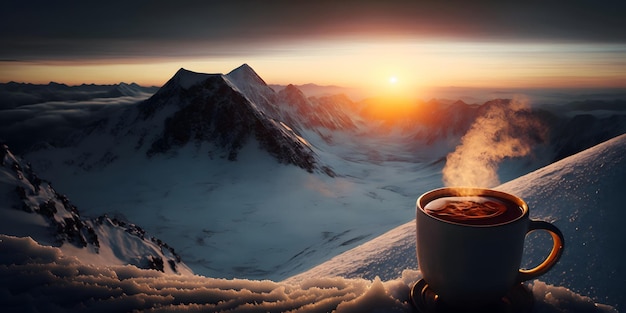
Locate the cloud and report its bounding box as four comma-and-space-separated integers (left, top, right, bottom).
0, 96, 144, 153
2, 1, 625, 61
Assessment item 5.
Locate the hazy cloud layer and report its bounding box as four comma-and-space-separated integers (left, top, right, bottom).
2, 1, 625, 61
0, 96, 144, 153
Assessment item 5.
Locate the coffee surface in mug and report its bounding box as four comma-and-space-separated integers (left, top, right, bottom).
424, 196, 523, 225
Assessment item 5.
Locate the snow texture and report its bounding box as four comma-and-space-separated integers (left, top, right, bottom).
0, 234, 616, 313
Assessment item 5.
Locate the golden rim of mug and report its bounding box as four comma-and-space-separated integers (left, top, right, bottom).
417, 187, 529, 227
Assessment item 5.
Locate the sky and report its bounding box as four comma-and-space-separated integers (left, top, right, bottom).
1, 0, 626, 93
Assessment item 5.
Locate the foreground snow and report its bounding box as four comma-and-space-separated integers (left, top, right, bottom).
0, 235, 615, 313
2, 133, 624, 311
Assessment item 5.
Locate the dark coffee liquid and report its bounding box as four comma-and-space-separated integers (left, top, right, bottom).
424, 196, 523, 225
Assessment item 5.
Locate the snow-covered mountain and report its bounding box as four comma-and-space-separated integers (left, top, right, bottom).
135, 66, 321, 172
270, 82, 369, 102
0, 142, 192, 275
546, 104, 626, 161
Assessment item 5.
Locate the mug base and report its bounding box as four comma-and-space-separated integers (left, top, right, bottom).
409, 279, 533, 313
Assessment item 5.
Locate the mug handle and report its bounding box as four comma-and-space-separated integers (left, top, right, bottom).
518, 220, 565, 282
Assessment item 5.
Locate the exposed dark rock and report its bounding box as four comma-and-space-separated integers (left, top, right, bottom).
142, 72, 319, 172
3, 144, 185, 273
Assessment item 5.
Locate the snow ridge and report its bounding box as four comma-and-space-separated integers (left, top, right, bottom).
0, 142, 192, 275
172, 68, 216, 90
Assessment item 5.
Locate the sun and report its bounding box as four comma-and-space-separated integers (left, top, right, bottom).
388, 76, 398, 84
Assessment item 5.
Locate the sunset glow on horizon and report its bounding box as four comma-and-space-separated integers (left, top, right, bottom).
1, 1, 625, 96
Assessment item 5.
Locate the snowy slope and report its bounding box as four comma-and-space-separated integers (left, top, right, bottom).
286, 133, 626, 310
0, 142, 192, 275
2, 134, 624, 312
224, 63, 282, 118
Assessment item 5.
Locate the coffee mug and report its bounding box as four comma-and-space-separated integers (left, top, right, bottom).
416, 187, 564, 307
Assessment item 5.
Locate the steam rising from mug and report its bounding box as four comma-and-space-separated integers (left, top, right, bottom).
442, 97, 548, 189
